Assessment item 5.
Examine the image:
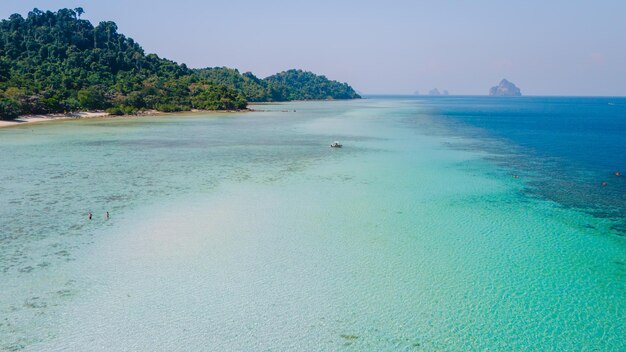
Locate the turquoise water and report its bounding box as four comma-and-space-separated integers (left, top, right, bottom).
392, 96, 626, 233
0, 99, 624, 351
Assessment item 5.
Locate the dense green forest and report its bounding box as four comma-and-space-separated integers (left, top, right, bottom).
0, 8, 360, 120
195, 67, 361, 102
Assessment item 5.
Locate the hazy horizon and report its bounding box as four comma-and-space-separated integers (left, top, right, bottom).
1, 1, 625, 96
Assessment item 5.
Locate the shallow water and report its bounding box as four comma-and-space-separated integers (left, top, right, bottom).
0, 98, 624, 351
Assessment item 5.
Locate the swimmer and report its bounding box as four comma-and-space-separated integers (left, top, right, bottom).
615, 171, 621, 177
513, 174, 520, 179
601, 181, 607, 187
88, 211, 92, 220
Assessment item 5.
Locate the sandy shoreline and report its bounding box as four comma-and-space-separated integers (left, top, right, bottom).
0, 111, 109, 128
0, 108, 264, 129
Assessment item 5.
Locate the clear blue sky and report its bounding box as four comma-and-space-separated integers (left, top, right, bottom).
2, 1, 625, 96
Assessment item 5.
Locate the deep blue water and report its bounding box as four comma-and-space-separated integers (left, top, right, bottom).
371, 95, 626, 234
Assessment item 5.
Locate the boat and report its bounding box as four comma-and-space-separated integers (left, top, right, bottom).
330, 141, 342, 148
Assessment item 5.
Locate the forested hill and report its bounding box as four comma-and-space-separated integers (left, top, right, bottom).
0, 8, 360, 120
194, 68, 361, 102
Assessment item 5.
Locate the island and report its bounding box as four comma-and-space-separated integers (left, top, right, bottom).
429, 88, 441, 96
428, 88, 449, 96
0, 8, 360, 120
489, 79, 522, 96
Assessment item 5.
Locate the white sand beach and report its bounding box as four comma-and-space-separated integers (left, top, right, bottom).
0, 111, 109, 128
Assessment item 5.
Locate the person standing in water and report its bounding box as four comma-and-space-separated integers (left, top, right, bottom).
106, 211, 109, 220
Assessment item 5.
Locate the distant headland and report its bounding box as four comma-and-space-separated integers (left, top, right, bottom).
0, 8, 360, 120
489, 79, 522, 96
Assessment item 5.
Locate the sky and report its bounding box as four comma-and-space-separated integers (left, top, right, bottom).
1, 1, 625, 96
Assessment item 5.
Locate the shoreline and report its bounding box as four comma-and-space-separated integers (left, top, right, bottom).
0, 108, 258, 129
0, 100, 344, 129
0, 111, 109, 129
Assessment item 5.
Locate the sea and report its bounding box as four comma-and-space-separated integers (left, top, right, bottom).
0, 96, 624, 351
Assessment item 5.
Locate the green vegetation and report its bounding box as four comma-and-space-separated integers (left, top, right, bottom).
265, 69, 361, 101
0, 8, 245, 119
194, 67, 361, 102
0, 8, 360, 120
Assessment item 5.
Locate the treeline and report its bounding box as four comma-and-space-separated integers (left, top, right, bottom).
0, 8, 360, 120
0, 8, 246, 119
195, 67, 361, 102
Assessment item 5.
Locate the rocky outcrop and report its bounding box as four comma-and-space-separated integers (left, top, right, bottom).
489, 79, 521, 96
429, 88, 441, 96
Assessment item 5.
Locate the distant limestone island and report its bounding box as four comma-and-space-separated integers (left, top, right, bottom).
489, 79, 522, 96
414, 89, 449, 96
0, 8, 360, 120
428, 88, 449, 96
